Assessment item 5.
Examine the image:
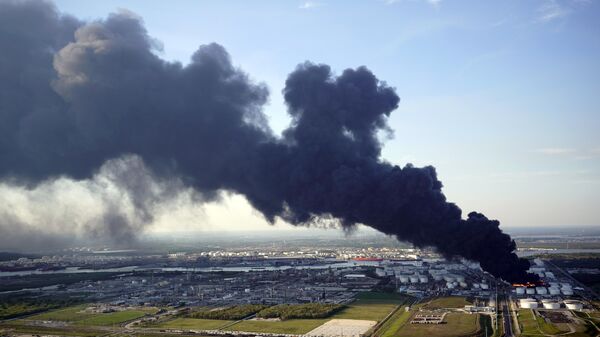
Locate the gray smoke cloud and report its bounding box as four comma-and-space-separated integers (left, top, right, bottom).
0, 0, 535, 281
0, 155, 198, 251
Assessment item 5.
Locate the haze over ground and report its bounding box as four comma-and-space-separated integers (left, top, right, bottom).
2, 1, 598, 278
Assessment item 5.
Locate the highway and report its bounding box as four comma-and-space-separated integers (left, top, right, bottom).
502, 298, 515, 337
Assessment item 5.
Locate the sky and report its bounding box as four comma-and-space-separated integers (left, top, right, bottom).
5, 0, 600, 240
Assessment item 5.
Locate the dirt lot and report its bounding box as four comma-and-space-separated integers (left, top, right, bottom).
305, 319, 377, 337
538, 310, 572, 323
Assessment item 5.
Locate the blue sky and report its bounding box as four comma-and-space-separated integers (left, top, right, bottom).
53, 0, 600, 228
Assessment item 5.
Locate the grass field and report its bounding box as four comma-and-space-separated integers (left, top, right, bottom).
27, 304, 93, 321
517, 309, 567, 336
0, 302, 57, 320
332, 292, 411, 322
227, 319, 327, 334
166, 292, 410, 334
424, 296, 472, 309
75, 310, 150, 326
378, 308, 412, 337
333, 300, 398, 321
395, 312, 479, 337
157, 318, 234, 329
0, 323, 104, 337
27, 304, 158, 326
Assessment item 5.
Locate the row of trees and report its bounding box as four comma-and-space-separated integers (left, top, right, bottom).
256, 303, 345, 320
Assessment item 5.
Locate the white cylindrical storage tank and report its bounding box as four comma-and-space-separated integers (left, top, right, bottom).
526, 288, 536, 295
516, 287, 525, 295
481, 283, 489, 290
543, 302, 560, 309
549, 288, 560, 295
410, 275, 419, 283
536, 287, 547, 295
562, 288, 573, 296
419, 276, 428, 283
564, 301, 583, 310
521, 301, 538, 309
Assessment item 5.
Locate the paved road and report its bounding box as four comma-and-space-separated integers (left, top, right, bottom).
503, 301, 515, 337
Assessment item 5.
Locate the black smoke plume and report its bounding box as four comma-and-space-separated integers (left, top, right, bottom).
0, 1, 535, 282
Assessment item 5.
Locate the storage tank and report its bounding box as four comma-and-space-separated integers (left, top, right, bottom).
564, 301, 583, 310
520, 299, 538, 309
562, 288, 574, 296
536, 287, 548, 295
444, 275, 456, 282
543, 302, 560, 309
526, 288, 536, 295
516, 287, 526, 295
549, 288, 561, 295
447, 282, 455, 289
419, 276, 428, 283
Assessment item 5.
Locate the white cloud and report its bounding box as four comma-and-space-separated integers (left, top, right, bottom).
427, 0, 443, 8
299, 1, 322, 9
535, 147, 577, 155
534, 147, 600, 160
536, 0, 571, 22
384, 0, 442, 8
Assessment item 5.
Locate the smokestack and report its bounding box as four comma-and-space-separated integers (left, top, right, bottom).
0, 1, 536, 282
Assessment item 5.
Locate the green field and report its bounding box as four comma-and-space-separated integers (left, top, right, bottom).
0, 323, 104, 337
28, 304, 93, 321
0, 302, 58, 320
378, 308, 412, 337
75, 310, 150, 326
154, 292, 409, 334
332, 292, 411, 322
396, 312, 479, 337
424, 296, 472, 309
157, 318, 234, 329
227, 319, 327, 334
333, 300, 398, 321
517, 309, 566, 336
27, 304, 158, 326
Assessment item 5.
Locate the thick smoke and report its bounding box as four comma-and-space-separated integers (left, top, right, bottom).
0, 1, 534, 282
